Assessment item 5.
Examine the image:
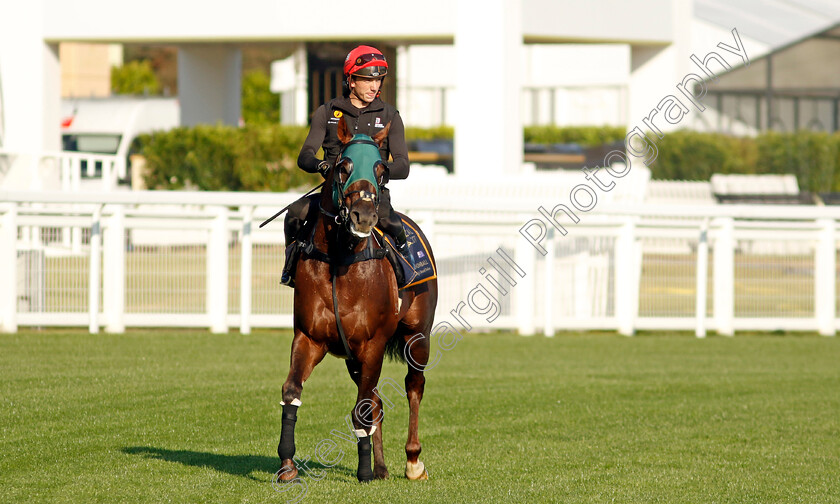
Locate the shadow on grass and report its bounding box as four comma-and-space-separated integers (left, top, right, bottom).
122, 446, 355, 481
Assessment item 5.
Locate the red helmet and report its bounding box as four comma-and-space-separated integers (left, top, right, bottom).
343, 45, 388, 78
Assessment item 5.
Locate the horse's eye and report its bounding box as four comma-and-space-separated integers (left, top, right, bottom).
338, 159, 354, 179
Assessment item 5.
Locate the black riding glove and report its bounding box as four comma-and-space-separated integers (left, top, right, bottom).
317, 160, 331, 178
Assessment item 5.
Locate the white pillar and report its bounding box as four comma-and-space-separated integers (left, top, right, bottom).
89, 206, 103, 334
272, 43, 308, 126
178, 45, 242, 126
104, 205, 126, 333
0, 1, 61, 152
240, 206, 253, 336
1, 204, 18, 333
454, 0, 522, 177
815, 218, 836, 337
207, 207, 229, 333
695, 219, 709, 338
293, 44, 308, 126
713, 217, 734, 336
627, 0, 691, 136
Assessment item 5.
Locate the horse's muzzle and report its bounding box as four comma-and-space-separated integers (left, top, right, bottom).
348, 203, 378, 237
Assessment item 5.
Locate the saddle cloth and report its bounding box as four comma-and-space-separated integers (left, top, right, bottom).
375, 217, 437, 289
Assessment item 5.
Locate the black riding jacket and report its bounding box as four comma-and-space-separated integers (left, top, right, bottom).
297, 96, 410, 180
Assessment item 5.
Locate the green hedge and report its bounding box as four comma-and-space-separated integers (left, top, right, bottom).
524, 125, 627, 147
406, 125, 628, 146
650, 130, 840, 192
754, 131, 840, 193
650, 131, 756, 181
137, 124, 840, 194
138, 124, 628, 191
137, 124, 320, 192
405, 126, 454, 141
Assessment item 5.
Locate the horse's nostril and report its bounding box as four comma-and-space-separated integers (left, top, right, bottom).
352, 211, 361, 222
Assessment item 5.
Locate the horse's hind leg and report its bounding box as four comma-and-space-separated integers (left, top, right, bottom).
346, 360, 389, 480
404, 331, 430, 480
277, 331, 326, 481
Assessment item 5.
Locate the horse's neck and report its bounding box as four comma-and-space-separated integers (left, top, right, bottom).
313, 211, 367, 258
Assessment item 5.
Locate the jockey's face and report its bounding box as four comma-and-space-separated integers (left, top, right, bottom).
349, 76, 382, 106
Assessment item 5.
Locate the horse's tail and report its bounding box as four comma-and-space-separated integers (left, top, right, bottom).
384, 331, 407, 363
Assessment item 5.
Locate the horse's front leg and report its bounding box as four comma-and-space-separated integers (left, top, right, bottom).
350, 349, 386, 483
277, 330, 326, 481
371, 394, 388, 480
347, 359, 389, 480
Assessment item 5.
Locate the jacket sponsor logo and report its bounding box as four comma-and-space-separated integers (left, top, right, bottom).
333, 110, 343, 118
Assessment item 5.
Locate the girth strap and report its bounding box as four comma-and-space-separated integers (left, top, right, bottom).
301, 235, 387, 267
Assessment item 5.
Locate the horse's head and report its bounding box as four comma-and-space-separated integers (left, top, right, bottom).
330, 116, 390, 238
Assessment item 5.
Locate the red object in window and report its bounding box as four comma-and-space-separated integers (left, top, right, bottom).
61, 116, 73, 128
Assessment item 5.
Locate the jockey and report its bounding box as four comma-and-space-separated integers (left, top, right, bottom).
281, 44, 413, 287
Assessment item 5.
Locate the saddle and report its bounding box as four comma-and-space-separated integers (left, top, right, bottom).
293, 217, 435, 289
374, 217, 436, 289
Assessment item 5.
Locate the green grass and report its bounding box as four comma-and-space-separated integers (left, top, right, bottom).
2, 330, 839, 503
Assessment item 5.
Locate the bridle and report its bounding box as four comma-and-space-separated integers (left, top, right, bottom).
324, 137, 383, 229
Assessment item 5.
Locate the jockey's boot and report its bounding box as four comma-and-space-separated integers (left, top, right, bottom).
280, 213, 303, 289
394, 227, 416, 270
280, 241, 300, 288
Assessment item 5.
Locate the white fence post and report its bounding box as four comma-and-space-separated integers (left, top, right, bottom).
240, 206, 253, 335
815, 218, 836, 337
71, 157, 83, 254
615, 218, 636, 336
207, 206, 229, 333
543, 227, 555, 337
1, 204, 18, 333
104, 205, 126, 333
515, 215, 537, 336
713, 217, 735, 336
89, 205, 103, 334
695, 219, 709, 338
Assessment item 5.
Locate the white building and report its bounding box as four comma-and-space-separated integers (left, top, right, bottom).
1, 0, 836, 180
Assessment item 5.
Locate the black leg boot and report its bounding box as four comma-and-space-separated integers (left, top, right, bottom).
356, 435, 374, 482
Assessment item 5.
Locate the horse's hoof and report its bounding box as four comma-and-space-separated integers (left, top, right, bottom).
405, 460, 428, 480
374, 466, 390, 480
276, 461, 298, 482
357, 467, 375, 483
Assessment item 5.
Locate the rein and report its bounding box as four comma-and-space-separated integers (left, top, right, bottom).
300, 201, 387, 362
302, 133, 387, 362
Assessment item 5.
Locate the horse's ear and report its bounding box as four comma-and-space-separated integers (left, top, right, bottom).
373, 121, 391, 147
337, 115, 353, 144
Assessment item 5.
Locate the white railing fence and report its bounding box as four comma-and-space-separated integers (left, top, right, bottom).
0, 149, 125, 192
1, 190, 838, 337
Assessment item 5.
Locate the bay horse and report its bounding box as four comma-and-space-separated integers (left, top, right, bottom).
277, 117, 437, 483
